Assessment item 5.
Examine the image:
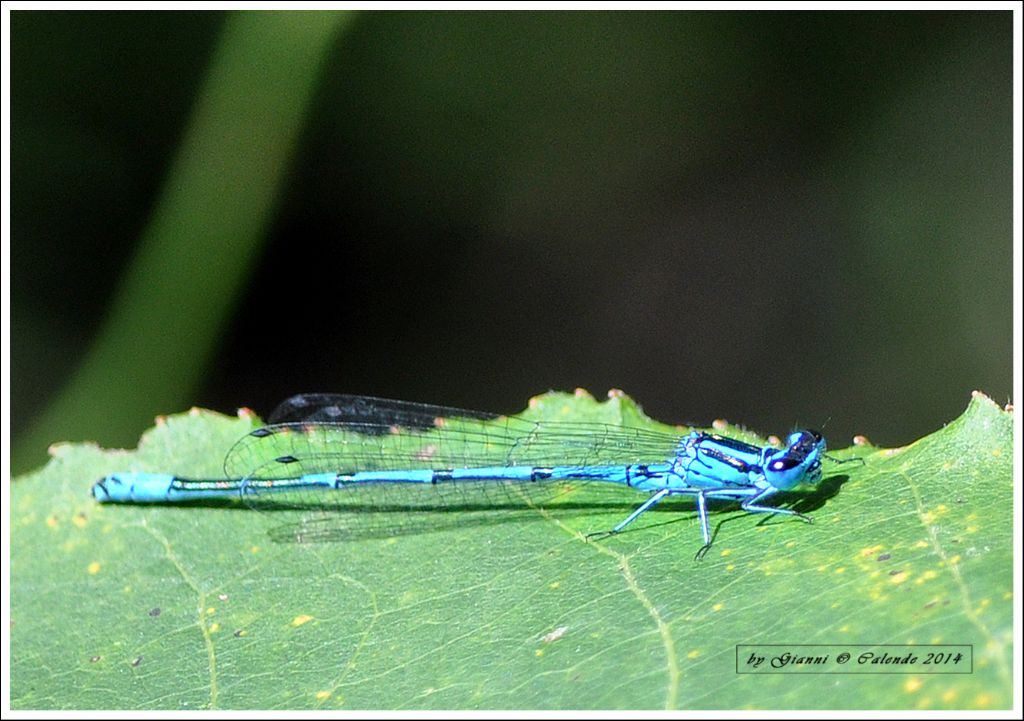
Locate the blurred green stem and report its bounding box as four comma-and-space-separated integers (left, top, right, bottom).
13, 11, 354, 474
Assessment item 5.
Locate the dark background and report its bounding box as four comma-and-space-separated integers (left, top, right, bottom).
10, 11, 1013, 473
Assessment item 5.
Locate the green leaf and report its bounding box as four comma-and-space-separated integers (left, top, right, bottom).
9, 390, 1013, 710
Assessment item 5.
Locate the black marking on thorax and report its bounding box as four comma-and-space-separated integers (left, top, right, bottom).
703, 434, 762, 454
700, 446, 754, 473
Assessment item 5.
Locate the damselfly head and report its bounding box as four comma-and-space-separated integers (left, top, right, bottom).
804, 457, 823, 486
763, 434, 826, 491
784, 429, 827, 457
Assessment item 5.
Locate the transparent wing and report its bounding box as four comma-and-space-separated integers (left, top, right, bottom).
257, 470, 649, 543
267, 393, 500, 427
225, 394, 691, 542
226, 399, 686, 480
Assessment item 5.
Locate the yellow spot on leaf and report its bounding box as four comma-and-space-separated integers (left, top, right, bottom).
720, 548, 732, 557
974, 693, 991, 707
316, 690, 332, 700
210, 623, 220, 633
712, 603, 724, 612
87, 562, 100, 575
72, 514, 87, 528
250, 546, 260, 554
687, 649, 701, 659
949, 555, 961, 565
292, 615, 314, 627
915, 540, 929, 549
834, 567, 846, 574
890, 571, 909, 584
207, 607, 216, 615
839, 625, 849, 633
922, 570, 938, 580
904, 677, 922, 693
535, 649, 544, 657
548, 581, 560, 589
726, 564, 735, 572
942, 689, 956, 703
859, 544, 884, 557
46, 516, 59, 528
